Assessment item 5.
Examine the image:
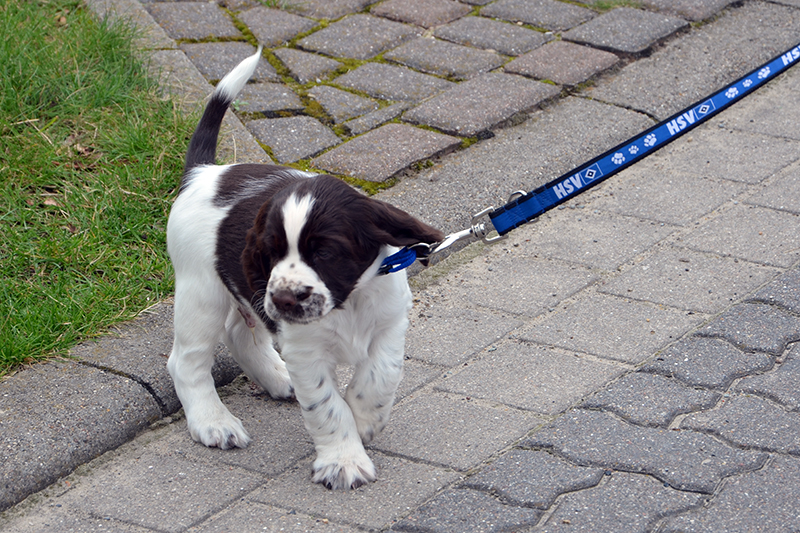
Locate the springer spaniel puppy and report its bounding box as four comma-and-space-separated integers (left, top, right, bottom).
166, 48, 443, 490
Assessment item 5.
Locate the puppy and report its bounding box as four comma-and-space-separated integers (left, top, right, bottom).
166, 48, 444, 489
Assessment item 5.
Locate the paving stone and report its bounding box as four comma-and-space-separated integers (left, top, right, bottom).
436, 340, 624, 415
662, 455, 800, 533
521, 293, 702, 364
238, 6, 317, 48
641, 336, 774, 390
434, 16, 549, 56
721, 67, 800, 141
587, 2, 800, 120
308, 85, 378, 123
247, 116, 340, 163
145, 2, 240, 40
218, 110, 272, 164
682, 394, 800, 454
505, 40, 618, 85
563, 7, 688, 55
481, 0, 595, 31
384, 37, 505, 81
462, 0, 494, 4
273, 47, 341, 84
311, 123, 460, 182
599, 247, 780, 314
736, 343, 800, 410
581, 372, 720, 427
371, 0, 471, 29
336, 62, 454, 102
681, 204, 800, 268
403, 72, 559, 136
640, 0, 739, 22
1, 506, 150, 533
146, 49, 214, 112
747, 159, 800, 215
464, 449, 604, 508
750, 267, 800, 314
235, 82, 304, 115
372, 392, 542, 471
180, 42, 278, 82
192, 501, 361, 532
587, 159, 747, 226
297, 14, 419, 60
525, 409, 768, 493
249, 453, 460, 531
538, 472, 702, 533
286, 0, 376, 19
406, 289, 523, 366
699, 303, 800, 356
393, 488, 541, 532
344, 102, 411, 136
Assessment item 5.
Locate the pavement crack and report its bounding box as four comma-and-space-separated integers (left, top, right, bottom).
76, 360, 170, 416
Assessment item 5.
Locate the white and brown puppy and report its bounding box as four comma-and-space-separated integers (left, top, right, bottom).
166, 48, 443, 490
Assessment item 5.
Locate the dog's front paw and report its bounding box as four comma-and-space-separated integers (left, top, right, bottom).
312, 453, 376, 490
188, 412, 251, 450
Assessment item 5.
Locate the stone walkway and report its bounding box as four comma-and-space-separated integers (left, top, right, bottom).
2, 0, 800, 531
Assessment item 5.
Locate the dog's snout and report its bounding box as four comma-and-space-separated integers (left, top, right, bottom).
271, 286, 313, 312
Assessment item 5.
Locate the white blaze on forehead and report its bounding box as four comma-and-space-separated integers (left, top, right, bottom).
282, 193, 314, 254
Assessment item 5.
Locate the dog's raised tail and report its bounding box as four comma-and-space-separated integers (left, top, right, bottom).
183, 46, 263, 173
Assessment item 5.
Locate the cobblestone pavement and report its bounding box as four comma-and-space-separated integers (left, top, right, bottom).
2, 0, 800, 531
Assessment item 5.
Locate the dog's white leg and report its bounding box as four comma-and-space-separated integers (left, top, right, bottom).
223, 306, 293, 399
345, 326, 405, 444
168, 282, 251, 449
283, 352, 376, 489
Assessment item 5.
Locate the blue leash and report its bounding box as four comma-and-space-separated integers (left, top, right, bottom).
381, 42, 800, 275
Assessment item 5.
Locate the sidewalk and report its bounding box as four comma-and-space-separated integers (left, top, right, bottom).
2, 0, 800, 531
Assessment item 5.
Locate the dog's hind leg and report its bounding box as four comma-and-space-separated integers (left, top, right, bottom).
223, 305, 293, 400
168, 280, 251, 449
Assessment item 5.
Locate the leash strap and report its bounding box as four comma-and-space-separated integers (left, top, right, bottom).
488, 42, 800, 236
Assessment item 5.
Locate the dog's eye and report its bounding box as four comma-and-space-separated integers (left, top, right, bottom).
314, 248, 332, 262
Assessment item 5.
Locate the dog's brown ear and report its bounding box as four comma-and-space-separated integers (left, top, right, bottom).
241, 211, 272, 295
364, 198, 445, 247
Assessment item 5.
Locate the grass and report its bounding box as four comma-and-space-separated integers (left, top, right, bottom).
0, 0, 194, 376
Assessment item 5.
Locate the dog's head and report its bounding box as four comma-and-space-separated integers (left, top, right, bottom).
242, 175, 444, 324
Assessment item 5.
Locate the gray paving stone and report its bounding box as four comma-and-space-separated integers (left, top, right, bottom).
372, 392, 542, 471
308, 85, 378, 123
587, 2, 800, 120
521, 292, 703, 364
273, 47, 341, 84
721, 67, 800, 141
640, 0, 739, 22
587, 159, 747, 226
599, 247, 780, 314
192, 501, 360, 532
344, 102, 411, 135
218, 111, 272, 164
392, 488, 541, 533
384, 37, 505, 81
235, 82, 304, 115
641, 336, 774, 390
505, 40, 618, 85
298, 14, 419, 60
581, 372, 719, 427
750, 267, 800, 314
747, 159, 800, 215
434, 16, 550, 56
698, 302, 800, 356
286, 0, 376, 19
145, 2, 240, 40
481, 0, 595, 31
249, 453, 460, 531
336, 62, 454, 102
563, 7, 688, 55
736, 343, 800, 410
436, 340, 624, 414
0, 361, 160, 512
403, 72, 559, 136
464, 449, 604, 508
537, 472, 702, 533
371, 0, 471, 29
525, 409, 769, 493
146, 49, 214, 113
247, 116, 340, 163
180, 42, 278, 82
2, 505, 151, 533
311, 123, 460, 182
681, 204, 800, 268
682, 394, 800, 454
238, 6, 317, 48
662, 455, 800, 533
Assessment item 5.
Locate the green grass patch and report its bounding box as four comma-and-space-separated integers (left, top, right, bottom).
0, 0, 194, 375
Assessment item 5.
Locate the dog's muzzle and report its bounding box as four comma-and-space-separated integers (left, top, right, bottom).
266, 284, 328, 324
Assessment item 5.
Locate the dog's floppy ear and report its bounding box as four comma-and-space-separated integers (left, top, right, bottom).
241, 208, 273, 294
363, 198, 445, 247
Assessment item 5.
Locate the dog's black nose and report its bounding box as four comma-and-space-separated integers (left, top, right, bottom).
271, 289, 297, 312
